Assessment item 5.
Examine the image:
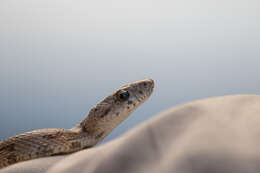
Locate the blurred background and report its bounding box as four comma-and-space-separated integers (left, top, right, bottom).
0, 0, 259, 143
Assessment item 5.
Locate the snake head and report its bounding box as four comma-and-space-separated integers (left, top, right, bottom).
80, 79, 154, 142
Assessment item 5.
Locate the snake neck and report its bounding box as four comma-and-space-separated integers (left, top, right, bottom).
70, 123, 105, 146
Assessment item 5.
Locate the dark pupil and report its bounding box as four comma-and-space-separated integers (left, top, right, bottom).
119, 91, 130, 100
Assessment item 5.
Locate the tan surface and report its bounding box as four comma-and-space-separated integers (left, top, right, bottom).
1, 95, 260, 173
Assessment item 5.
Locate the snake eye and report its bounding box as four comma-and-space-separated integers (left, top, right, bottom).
118, 90, 130, 101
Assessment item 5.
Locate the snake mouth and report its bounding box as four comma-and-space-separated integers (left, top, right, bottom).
131, 79, 154, 103
141, 79, 154, 100
133, 92, 142, 103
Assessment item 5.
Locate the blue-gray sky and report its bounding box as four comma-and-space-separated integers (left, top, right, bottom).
0, 0, 259, 143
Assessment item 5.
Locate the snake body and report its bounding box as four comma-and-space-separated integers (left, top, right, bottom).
0, 79, 154, 169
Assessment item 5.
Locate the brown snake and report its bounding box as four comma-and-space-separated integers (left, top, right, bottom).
0, 79, 154, 169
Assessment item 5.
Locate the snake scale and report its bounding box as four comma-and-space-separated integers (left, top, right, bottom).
0, 79, 154, 169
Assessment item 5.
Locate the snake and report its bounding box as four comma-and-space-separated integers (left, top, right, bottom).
0, 79, 154, 169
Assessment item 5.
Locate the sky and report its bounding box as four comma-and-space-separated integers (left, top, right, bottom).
0, 0, 259, 143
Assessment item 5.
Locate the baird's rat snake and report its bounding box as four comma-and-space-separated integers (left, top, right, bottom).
0, 79, 154, 169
